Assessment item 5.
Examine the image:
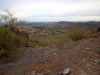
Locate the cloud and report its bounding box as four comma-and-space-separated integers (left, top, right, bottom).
0, 0, 100, 21
23, 16, 100, 22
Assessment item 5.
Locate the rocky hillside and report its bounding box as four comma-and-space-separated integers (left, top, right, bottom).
0, 31, 100, 75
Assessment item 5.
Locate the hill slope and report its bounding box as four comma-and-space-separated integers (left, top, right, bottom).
0, 32, 100, 75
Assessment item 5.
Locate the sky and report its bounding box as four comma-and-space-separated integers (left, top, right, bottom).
0, 0, 100, 22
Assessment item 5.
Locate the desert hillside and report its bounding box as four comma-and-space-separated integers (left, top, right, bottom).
0, 30, 100, 75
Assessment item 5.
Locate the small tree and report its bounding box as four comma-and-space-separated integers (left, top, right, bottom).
0, 10, 25, 26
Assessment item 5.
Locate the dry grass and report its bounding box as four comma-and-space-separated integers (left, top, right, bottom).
29, 33, 68, 47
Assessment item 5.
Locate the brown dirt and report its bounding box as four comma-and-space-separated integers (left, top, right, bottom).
0, 33, 100, 75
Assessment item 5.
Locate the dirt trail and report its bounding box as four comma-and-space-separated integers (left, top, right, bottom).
0, 36, 100, 75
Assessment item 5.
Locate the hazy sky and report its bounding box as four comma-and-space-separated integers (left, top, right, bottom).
0, 0, 100, 22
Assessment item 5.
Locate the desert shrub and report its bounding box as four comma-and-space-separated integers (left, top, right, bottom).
0, 26, 25, 49
0, 26, 25, 59
67, 27, 90, 41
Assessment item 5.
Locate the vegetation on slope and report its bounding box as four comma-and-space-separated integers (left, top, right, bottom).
0, 26, 26, 63
0, 10, 26, 63
67, 27, 90, 41
28, 33, 67, 47
29, 27, 90, 47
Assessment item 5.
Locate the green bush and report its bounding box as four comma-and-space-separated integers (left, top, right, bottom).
0, 26, 25, 49
0, 26, 25, 59
67, 27, 90, 41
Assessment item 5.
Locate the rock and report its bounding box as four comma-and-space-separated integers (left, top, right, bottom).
58, 72, 62, 75
53, 52, 56, 55
75, 61, 82, 65
61, 68, 71, 75
31, 71, 36, 75
82, 59, 90, 66
94, 59, 100, 65
44, 70, 51, 75
65, 60, 67, 62
80, 70, 89, 75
